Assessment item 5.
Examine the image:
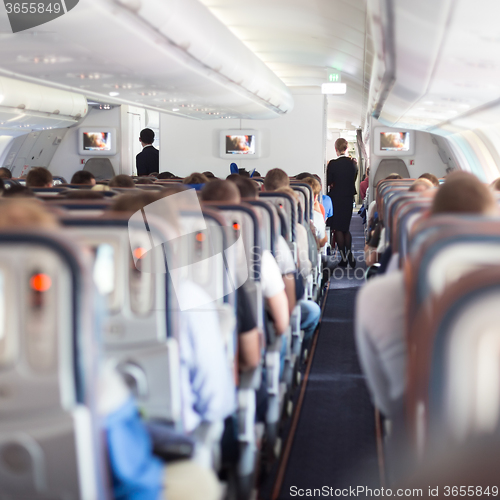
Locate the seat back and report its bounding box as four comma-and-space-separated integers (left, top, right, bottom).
83, 158, 116, 181
373, 158, 410, 188
407, 267, 500, 451
0, 231, 108, 499
62, 215, 182, 426
375, 179, 414, 221
291, 182, 314, 223
44, 199, 114, 216
259, 192, 296, 243
177, 207, 239, 306
245, 200, 278, 257
32, 187, 69, 197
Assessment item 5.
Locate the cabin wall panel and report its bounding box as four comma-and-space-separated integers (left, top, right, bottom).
369, 118, 447, 199
159, 94, 326, 179
49, 107, 121, 180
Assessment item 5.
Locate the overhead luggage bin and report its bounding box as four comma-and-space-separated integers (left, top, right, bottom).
0, 0, 294, 120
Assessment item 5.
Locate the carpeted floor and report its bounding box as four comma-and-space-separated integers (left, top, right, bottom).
271, 214, 380, 499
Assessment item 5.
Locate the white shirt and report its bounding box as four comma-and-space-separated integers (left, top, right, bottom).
313, 210, 326, 247
275, 235, 296, 275
260, 250, 285, 299
177, 281, 236, 432
355, 271, 406, 417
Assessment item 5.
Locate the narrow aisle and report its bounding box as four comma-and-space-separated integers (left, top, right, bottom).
276, 215, 379, 498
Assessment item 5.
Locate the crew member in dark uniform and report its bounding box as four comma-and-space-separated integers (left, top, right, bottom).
136, 128, 159, 176
326, 137, 358, 267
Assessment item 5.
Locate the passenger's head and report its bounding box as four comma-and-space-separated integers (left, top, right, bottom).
109, 175, 135, 188
26, 167, 53, 188
409, 179, 433, 192
295, 172, 313, 180
183, 172, 209, 185
335, 137, 349, 155
0, 167, 12, 179
238, 168, 250, 178
201, 179, 240, 203
302, 176, 321, 201
202, 171, 216, 179
431, 172, 497, 216
139, 128, 155, 145
264, 168, 289, 191
70, 170, 96, 186
228, 176, 259, 199
386, 173, 403, 180
157, 171, 176, 180
419, 172, 439, 187
0, 198, 58, 229
2, 185, 34, 198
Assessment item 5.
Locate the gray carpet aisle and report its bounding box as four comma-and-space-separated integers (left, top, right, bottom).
276, 213, 379, 498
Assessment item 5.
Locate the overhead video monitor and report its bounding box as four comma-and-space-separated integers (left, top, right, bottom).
380, 132, 410, 151
78, 127, 117, 156
220, 130, 260, 159
374, 128, 415, 156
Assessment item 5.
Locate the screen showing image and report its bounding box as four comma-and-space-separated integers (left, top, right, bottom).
225, 135, 255, 155
83, 132, 112, 151
380, 132, 410, 151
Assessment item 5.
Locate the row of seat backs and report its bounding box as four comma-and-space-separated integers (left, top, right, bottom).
0, 230, 109, 499
407, 266, 500, 454
61, 214, 183, 429
403, 216, 500, 453
375, 179, 416, 222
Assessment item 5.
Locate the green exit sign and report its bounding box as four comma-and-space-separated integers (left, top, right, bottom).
328, 72, 340, 82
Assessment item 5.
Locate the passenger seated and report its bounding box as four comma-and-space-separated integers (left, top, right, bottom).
200, 180, 289, 337
71, 170, 96, 186
275, 186, 312, 277
418, 172, 440, 187
408, 178, 433, 192
355, 172, 498, 420
157, 171, 177, 180
112, 190, 237, 434
301, 177, 328, 249
183, 172, 209, 185
0, 167, 12, 179
227, 175, 260, 199
0, 197, 221, 500
263, 168, 289, 191
26, 166, 53, 188
109, 174, 135, 188
360, 167, 369, 201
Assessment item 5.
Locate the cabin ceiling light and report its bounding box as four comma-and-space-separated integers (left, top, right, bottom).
109, 92, 120, 97
321, 83, 347, 95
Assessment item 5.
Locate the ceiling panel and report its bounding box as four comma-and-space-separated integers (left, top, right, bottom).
198, 0, 368, 129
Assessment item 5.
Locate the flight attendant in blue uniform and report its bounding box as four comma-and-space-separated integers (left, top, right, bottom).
326, 137, 358, 268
